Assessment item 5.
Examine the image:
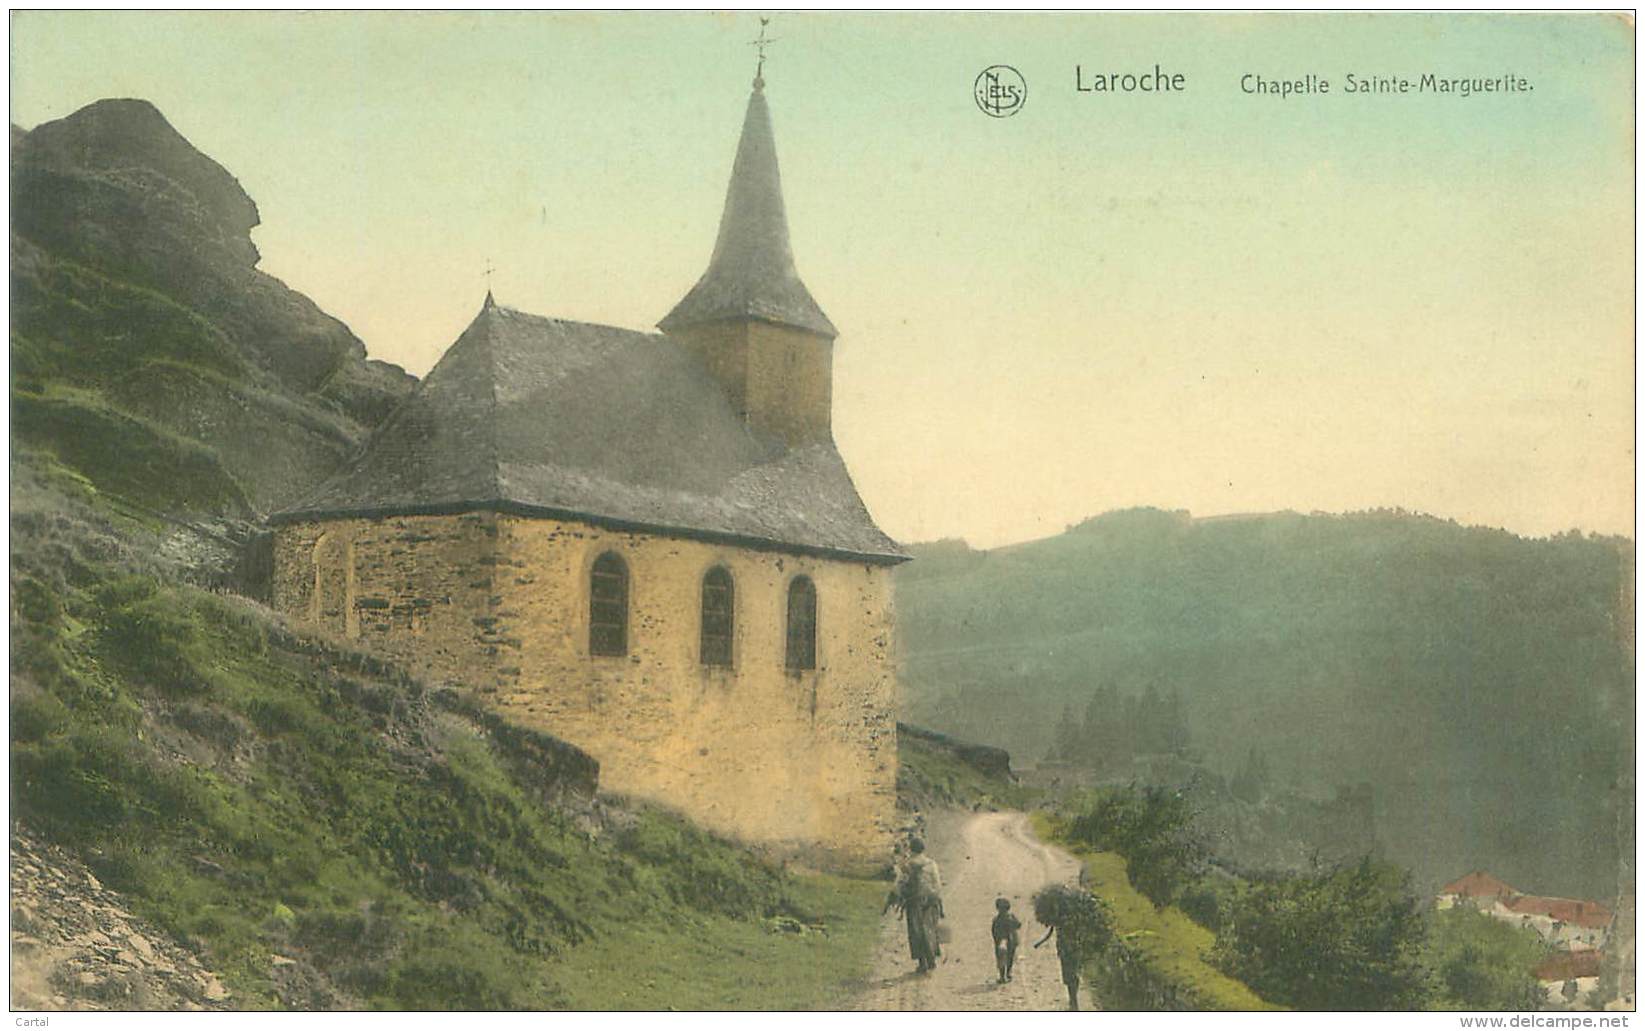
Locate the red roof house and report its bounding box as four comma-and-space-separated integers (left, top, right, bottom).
1535, 950, 1604, 982
1506, 895, 1614, 930
1440, 870, 1520, 900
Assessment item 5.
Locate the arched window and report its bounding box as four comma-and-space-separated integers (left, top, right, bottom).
589, 552, 628, 656
311, 532, 357, 638
785, 576, 817, 671
700, 566, 734, 667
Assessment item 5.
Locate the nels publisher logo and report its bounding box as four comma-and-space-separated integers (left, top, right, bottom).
974, 65, 1027, 117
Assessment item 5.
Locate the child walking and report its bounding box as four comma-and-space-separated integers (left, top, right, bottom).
991, 897, 1022, 983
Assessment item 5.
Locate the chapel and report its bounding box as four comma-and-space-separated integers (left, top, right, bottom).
269, 66, 906, 867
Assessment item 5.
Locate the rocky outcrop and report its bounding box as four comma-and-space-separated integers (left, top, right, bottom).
10, 830, 232, 1011
13, 99, 412, 406
16, 99, 260, 266
10, 98, 417, 518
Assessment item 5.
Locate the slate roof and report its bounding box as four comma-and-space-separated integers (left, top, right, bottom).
273, 303, 906, 564
658, 80, 836, 338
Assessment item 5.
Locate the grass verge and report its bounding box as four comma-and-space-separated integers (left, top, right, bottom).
1030, 812, 1279, 1011
548, 873, 883, 1010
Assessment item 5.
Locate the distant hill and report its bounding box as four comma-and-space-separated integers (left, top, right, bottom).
894, 507, 1634, 900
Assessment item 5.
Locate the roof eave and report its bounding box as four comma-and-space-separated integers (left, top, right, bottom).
267, 498, 910, 566
658, 298, 837, 340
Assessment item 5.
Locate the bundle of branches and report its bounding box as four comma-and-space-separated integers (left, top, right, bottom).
1033, 883, 1113, 953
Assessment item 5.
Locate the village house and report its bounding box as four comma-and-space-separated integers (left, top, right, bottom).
1535, 950, 1604, 1009
1504, 895, 1614, 952
1437, 871, 1614, 952
1435, 869, 1519, 911
268, 65, 906, 869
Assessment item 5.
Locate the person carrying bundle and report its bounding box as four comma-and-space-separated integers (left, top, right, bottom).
884, 837, 945, 974
1033, 882, 1110, 1011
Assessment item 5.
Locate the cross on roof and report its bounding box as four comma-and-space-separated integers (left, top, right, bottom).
750, 18, 778, 87
482, 258, 496, 308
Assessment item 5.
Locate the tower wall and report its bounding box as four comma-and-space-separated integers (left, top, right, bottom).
672, 321, 833, 446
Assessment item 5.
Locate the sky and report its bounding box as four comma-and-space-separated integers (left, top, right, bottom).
10, 12, 1635, 547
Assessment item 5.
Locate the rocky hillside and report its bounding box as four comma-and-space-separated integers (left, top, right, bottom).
11, 830, 232, 1010
11, 98, 414, 519
10, 96, 891, 1012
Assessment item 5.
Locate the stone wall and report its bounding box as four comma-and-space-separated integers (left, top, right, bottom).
272, 512, 899, 869
270, 513, 508, 691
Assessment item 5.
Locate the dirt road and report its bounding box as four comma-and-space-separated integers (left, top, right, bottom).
854, 810, 1087, 1011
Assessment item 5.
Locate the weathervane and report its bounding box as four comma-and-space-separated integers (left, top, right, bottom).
482, 257, 496, 307
750, 17, 777, 88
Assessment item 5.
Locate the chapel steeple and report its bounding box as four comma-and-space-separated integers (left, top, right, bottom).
660, 55, 838, 447
658, 75, 835, 338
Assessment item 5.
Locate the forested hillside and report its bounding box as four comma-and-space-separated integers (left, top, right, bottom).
896, 508, 1633, 899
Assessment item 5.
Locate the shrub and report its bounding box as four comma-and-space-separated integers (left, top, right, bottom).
11, 688, 70, 743
382, 932, 538, 1010
1425, 906, 1549, 1010
1033, 817, 1281, 1011
1212, 857, 1433, 1010
1067, 781, 1210, 908
1176, 879, 1233, 932
95, 577, 215, 696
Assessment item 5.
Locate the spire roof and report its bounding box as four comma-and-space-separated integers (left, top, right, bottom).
659, 81, 836, 338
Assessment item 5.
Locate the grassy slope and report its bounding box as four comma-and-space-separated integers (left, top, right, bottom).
1031, 813, 1279, 1011
13, 390, 252, 517
551, 873, 883, 1010
10, 473, 882, 1010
